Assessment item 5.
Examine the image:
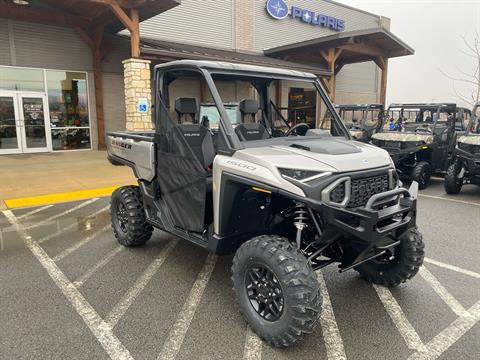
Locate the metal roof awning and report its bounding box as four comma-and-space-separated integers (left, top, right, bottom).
264, 28, 414, 67
138, 37, 331, 76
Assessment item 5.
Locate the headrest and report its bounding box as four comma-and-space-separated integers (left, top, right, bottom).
239, 99, 258, 115
175, 97, 198, 116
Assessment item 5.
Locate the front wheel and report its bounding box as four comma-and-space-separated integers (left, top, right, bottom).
355, 228, 425, 287
412, 161, 431, 189
444, 160, 464, 194
232, 235, 321, 347
111, 186, 153, 246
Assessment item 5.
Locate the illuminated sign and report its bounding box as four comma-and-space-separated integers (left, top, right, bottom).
266, 0, 345, 32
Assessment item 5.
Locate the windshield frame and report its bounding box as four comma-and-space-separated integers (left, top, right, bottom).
202, 69, 351, 150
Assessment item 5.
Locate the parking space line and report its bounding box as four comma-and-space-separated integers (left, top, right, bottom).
23, 198, 99, 230
419, 267, 468, 317
105, 240, 178, 328
53, 224, 110, 262
243, 326, 262, 360
317, 272, 347, 360
156, 254, 217, 360
3, 210, 134, 360
373, 284, 427, 353
424, 258, 480, 280
73, 246, 123, 288
16, 205, 53, 220
408, 300, 480, 360
418, 194, 480, 207
37, 205, 109, 245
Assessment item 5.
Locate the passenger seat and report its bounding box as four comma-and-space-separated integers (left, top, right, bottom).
175, 97, 215, 170
235, 99, 270, 141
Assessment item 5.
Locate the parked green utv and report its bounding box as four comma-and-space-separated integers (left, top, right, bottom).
444, 103, 480, 194
371, 103, 464, 189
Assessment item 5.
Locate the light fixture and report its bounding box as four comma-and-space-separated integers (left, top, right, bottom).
13, 0, 30, 5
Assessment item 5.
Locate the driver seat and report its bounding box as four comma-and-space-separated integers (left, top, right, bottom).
235, 99, 270, 141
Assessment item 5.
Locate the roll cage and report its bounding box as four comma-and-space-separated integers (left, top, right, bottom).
154, 60, 351, 156
382, 103, 457, 134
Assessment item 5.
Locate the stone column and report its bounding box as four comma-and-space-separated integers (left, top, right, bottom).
123, 58, 153, 131
234, 0, 254, 51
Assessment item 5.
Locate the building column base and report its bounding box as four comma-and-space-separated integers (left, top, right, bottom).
123, 58, 153, 131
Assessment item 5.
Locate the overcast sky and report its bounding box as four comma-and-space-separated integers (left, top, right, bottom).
339, 0, 480, 107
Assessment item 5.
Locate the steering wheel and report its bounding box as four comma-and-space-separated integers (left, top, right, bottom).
285, 123, 310, 137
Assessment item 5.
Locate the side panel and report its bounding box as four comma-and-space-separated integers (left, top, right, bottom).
106, 134, 155, 181
212, 154, 305, 235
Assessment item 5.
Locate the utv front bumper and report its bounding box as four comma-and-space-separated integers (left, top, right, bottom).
320, 181, 418, 244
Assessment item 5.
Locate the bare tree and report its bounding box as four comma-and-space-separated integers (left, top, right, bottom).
440, 32, 480, 107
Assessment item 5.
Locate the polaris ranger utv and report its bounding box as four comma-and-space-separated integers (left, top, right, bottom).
444, 103, 480, 194
335, 103, 384, 142
371, 103, 459, 189
107, 60, 424, 347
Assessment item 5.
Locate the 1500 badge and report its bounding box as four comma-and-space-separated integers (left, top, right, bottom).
226, 160, 257, 171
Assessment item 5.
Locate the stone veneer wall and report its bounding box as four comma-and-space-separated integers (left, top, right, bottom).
234, 0, 254, 51
123, 58, 153, 131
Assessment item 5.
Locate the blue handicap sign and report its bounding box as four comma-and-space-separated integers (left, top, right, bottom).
138, 99, 148, 113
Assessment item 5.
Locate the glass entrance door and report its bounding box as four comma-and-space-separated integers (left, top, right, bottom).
0, 93, 51, 154
0, 95, 22, 154
18, 95, 51, 153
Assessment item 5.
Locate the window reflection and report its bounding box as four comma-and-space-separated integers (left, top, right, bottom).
47, 71, 89, 128
51, 128, 90, 150
0, 67, 44, 92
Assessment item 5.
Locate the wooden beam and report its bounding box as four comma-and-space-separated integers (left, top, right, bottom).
75, 27, 95, 50
129, 8, 140, 58
77, 0, 146, 7
379, 57, 389, 106
109, 3, 135, 31
0, 3, 90, 28
374, 56, 386, 70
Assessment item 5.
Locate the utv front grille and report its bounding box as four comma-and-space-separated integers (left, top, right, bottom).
329, 173, 390, 208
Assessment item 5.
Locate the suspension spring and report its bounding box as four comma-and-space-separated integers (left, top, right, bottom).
293, 203, 309, 249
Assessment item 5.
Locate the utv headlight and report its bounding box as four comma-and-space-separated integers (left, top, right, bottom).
278, 168, 330, 183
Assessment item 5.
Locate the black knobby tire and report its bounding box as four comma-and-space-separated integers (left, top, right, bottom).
111, 186, 153, 246
355, 228, 425, 287
412, 161, 431, 189
232, 235, 322, 347
444, 160, 463, 194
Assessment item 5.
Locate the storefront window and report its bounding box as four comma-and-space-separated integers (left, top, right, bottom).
46, 71, 90, 150
0, 67, 44, 92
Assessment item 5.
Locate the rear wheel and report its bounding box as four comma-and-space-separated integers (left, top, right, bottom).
355, 228, 425, 287
444, 160, 464, 194
111, 186, 153, 246
232, 235, 321, 347
412, 161, 431, 189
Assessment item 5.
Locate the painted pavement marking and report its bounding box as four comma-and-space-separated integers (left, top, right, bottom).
3, 209, 133, 360
373, 284, 427, 353
105, 240, 178, 328
418, 194, 480, 207
419, 266, 468, 317
23, 198, 99, 230
408, 300, 480, 360
157, 254, 217, 360
424, 258, 480, 280
53, 224, 110, 262
317, 271, 347, 360
37, 205, 109, 244
73, 246, 123, 288
16, 205, 53, 220
242, 326, 262, 360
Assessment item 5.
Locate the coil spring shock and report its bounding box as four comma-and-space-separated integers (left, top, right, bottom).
293, 202, 309, 250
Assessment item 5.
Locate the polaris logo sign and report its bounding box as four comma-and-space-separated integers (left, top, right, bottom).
266, 0, 345, 32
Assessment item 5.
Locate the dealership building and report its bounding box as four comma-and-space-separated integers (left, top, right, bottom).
0, 0, 413, 154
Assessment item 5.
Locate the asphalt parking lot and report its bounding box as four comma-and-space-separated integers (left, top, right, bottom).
1, 178, 479, 360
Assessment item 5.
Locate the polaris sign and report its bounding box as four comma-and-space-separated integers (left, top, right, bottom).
266, 0, 345, 32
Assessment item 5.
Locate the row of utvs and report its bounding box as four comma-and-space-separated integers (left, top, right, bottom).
106, 60, 479, 347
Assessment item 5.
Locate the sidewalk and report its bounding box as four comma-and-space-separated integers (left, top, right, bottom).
0, 151, 136, 209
